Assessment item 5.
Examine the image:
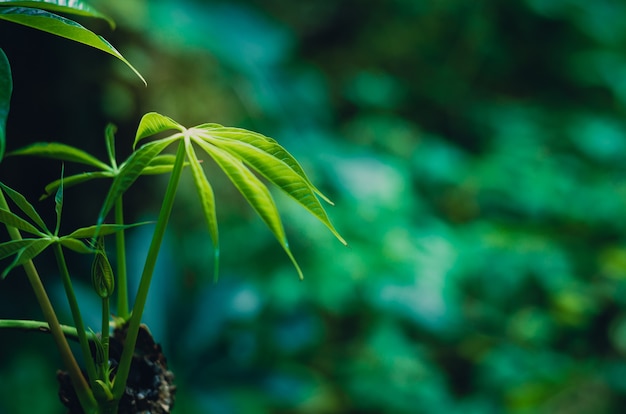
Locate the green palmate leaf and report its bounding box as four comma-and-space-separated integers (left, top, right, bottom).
198, 132, 347, 245
0, 208, 47, 236
195, 126, 334, 204
0, 238, 38, 259
0, 182, 48, 232
196, 139, 303, 279
98, 138, 177, 224
0, 7, 145, 84
65, 222, 150, 239
9, 142, 110, 170
41, 171, 113, 200
58, 237, 92, 254
0, 0, 116, 29
185, 138, 219, 280
0, 48, 11, 162
134, 112, 184, 149
2, 238, 52, 278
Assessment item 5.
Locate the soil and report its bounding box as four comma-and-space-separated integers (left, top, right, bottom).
57, 324, 176, 414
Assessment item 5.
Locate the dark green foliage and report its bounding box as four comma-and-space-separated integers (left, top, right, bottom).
3, 0, 626, 413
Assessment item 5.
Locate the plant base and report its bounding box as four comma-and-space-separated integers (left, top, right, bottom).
57, 324, 176, 414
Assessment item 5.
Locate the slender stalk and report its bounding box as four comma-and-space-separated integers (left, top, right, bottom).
112, 140, 186, 400
52, 243, 98, 385
0, 193, 97, 413
0, 319, 97, 341
114, 198, 129, 320
101, 297, 110, 375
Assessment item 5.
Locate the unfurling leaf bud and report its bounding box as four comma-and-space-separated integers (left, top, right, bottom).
91, 243, 114, 299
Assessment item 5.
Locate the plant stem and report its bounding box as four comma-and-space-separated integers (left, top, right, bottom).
101, 297, 110, 375
0, 192, 97, 413
53, 243, 98, 385
114, 198, 129, 320
112, 140, 186, 400
0, 319, 97, 341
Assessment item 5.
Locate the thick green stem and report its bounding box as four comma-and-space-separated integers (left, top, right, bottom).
53, 243, 98, 385
0, 193, 97, 413
0, 319, 97, 341
112, 140, 186, 400
114, 198, 129, 320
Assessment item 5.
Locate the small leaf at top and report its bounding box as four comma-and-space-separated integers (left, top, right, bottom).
134, 112, 184, 149
0, 7, 145, 85
0, 47, 11, 162
0, 0, 116, 29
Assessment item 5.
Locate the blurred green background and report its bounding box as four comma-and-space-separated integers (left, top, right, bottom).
3, 0, 626, 413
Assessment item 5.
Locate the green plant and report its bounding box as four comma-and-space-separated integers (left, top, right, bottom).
0, 2, 345, 413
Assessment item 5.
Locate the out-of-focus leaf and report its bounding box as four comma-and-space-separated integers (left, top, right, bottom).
133, 112, 184, 148
195, 139, 303, 279
0, 7, 144, 84
0, 48, 11, 162
0, 182, 48, 232
0, 0, 116, 28
9, 142, 110, 170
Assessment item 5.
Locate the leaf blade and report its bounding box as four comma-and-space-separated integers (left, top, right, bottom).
0, 7, 145, 84
134, 112, 184, 149
0, 208, 46, 236
0, 0, 116, 28
0, 182, 49, 233
1, 238, 52, 278
199, 133, 346, 245
98, 138, 176, 224
185, 137, 220, 281
9, 142, 111, 170
196, 140, 303, 279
